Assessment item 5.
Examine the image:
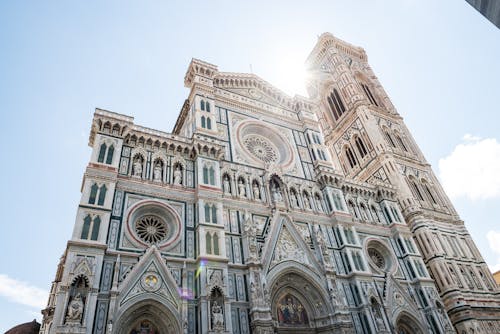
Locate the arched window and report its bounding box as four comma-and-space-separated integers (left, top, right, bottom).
345, 147, 357, 168
203, 165, 209, 184
384, 130, 396, 148
359, 203, 369, 220
88, 183, 98, 204
391, 207, 400, 222
383, 207, 393, 224
213, 233, 219, 255
409, 179, 425, 201
206, 102, 211, 113
98, 143, 107, 163
200, 100, 205, 111
361, 83, 378, 106
327, 88, 346, 120
395, 135, 408, 152
370, 205, 380, 222
209, 167, 215, 185
91, 216, 100, 241
205, 204, 211, 222
97, 185, 106, 206
81, 215, 92, 239
206, 232, 212, 254
106, 145, 114, 164
355, 136, 368, 158
348, 201, 359, 218
423, 183, 437, 204
207, 117, 212, 130
211, 205, 217, 224
201, 116, 206, 128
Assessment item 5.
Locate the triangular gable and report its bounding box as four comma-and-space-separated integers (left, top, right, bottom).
214, 73, 295, 110
261, 214, 322, 274
118, 246, 181, 310
384, 274, 420, 319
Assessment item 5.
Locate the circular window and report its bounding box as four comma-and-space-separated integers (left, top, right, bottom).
236, 121, 294, 168
368, 248, 385, 269
135, 215, 167, 244
125, 201, 182, 250
243, 135, 279, 163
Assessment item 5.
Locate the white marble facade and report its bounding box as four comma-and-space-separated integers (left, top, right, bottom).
40, 33, 500, 334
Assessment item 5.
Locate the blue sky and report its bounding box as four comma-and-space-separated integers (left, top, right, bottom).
0, 0, 499, 331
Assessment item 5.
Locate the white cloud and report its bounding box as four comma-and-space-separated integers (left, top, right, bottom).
438, 135, 500, 200
487, 231, 500, 272
0, 274, 48, 309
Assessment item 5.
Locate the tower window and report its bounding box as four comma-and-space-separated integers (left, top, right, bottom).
201, 116, 206, 128
384, 130, 396, 148
361, 83, 378, 106
345, 147, 358, 168
98, 143, 107, 163
97, 185, 106, 206
201, 100, 205, 111
207, 117, 212, 130
81, 215, 100, 241
327, 88, 346, 120
409, 180, 425, 201
88, 183, 98, 204
395, 135, 408, 152
355, 136, 368, 158
106, 145, 114, 164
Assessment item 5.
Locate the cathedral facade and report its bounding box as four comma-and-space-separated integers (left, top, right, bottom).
40, 33, 500, 334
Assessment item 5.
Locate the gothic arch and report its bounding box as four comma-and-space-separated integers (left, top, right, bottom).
267, 265, 333, 333
394, 311, 425, 334
113, 297, 182, 334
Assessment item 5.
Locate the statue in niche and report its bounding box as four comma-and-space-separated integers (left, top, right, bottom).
211, 301, 224, 330
303, 193, 312, 209
133, 158, 142, 177
173, 165, 182, 185
65, 293, 84, 322
238, 179, 246, 198
315, 195, 324, 212
252, 182, 260, 200
243, 212, 258, 259
223, 175, 231, 194
271, 183, 282, 202
290, 191, 298, 208
153, 163, 162, 181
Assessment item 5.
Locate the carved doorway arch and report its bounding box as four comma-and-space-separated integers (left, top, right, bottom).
395, 313, 425, 334
269, 270, 332, 334
114, 299, 181, 334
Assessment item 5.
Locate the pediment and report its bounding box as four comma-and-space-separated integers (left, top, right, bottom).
118, 246, 181, 309
214, 74, 294, 110
261, 214, 322, 274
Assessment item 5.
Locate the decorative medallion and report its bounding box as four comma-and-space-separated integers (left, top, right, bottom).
248, 88, 263, 100
135, 215, 168, 244
141, 272, 161, 292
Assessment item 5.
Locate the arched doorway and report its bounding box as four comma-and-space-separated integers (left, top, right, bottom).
269, 270, 333, 333
113, 299, 181, 334
395, 313, 425, 334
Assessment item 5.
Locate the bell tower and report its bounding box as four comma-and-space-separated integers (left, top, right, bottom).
305, 33, 500, 333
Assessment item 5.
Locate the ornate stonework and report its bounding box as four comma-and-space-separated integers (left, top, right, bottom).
40, 33, 499, 334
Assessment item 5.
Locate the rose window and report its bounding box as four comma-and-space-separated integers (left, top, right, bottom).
135, 215, 168, 244
368, 248, 385, 269
243, 135, 279, 163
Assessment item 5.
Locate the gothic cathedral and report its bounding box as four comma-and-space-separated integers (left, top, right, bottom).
40, 33, 500, 334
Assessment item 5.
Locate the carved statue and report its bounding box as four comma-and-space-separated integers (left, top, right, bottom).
65, 293, 84, 322
173, 166, 182, 185
153, 163, 162, 181
238, 180, 246, 198
252, 182, 260, 200
271, 183, 282, 202
223, 176, 231, 194
211, 301, 224, 329
290, 191, 298, 207
133, 159, 142, 177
